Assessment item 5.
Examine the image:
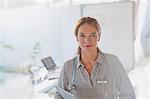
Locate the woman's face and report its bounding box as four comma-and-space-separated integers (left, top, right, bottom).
77, 23, 100, 53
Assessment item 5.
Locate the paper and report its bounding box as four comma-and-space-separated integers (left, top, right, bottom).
55, 86, 75, 99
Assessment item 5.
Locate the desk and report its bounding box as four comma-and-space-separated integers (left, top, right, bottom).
1, 87, 51, 99
32, 67, 61, 93
0, 73, 52, 99
33, 73, 59, 93
0, 67, 61, 99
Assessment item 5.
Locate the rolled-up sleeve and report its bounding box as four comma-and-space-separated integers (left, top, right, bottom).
54, 63, 69, 99
114, 57, 136, 99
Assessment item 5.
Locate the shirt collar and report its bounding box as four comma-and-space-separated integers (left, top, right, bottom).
76, 51, 104, 68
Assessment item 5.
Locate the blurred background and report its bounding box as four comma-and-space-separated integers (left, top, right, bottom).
0, 0, 150, 99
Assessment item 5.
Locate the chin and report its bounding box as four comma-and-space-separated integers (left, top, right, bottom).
83, 47, 94, 52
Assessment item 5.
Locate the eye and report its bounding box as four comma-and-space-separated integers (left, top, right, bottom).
90, 33, 97, 37
79, 33, 85, 37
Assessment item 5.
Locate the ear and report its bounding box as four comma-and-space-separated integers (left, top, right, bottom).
98, 32, 101, 41
77, 39, 79, 42
98, 34, 101, 41
76, 36, 79, 42
98, 36, 100, 41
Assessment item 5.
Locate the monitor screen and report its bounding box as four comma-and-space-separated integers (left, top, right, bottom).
41, 56, 56, 70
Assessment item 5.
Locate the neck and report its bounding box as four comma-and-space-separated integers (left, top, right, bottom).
81, 48, 99, 65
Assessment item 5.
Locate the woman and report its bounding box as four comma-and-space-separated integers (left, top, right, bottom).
55, 17, 135, 99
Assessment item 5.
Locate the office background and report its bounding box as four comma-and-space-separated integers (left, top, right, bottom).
0, 0, 150, 99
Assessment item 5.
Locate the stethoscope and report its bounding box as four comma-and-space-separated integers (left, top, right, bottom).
68, 58, 77, 91
67, 53, 107, 92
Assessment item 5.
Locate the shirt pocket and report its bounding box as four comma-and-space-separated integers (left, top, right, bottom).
96, 78, 115, 99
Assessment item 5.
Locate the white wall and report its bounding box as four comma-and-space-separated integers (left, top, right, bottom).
82, 2, 134, 71
61, 6, 81, 62
140, 0, 150, 56
0, 6, 54, 66
134, 0, 150, 62
0, 5, 81, 67
0, 2, 134, 71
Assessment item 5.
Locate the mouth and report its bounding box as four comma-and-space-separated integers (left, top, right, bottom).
84, 45, 92, 47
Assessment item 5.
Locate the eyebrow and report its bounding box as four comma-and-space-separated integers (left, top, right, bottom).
79, 32, 97, 35
91, 32, 97, 35
79, 32, 84, 35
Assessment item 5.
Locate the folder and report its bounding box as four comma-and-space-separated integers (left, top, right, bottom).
55, 86, 75, 99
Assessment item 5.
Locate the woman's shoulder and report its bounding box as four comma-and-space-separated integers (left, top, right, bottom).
102, 52, 122, 67
102, 52, 118, 60
63, 56, 77, 69
64, 56, 77, 64
102, 52, 125, 71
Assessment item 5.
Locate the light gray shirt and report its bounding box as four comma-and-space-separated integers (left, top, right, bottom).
55, 52, 136, 99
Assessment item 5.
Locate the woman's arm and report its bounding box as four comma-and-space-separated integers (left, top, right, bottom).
54, 63, 69, 99
115, 57, 136, 99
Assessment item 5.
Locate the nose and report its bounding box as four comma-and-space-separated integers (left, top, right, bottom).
85, 36, 91, 42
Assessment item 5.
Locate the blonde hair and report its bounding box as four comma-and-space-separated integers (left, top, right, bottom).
75, 16, 101, 37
